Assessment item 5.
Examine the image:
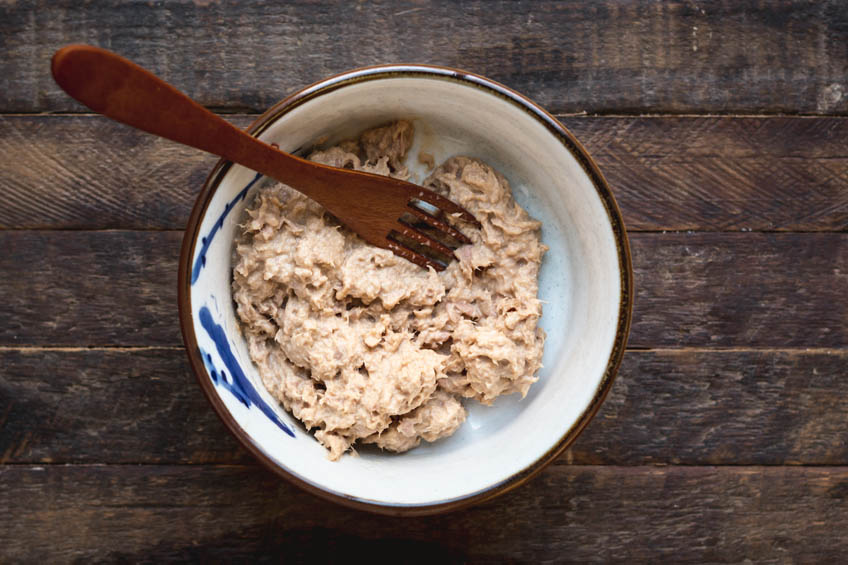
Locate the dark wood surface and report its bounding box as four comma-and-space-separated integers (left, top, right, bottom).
4, 1, 848, 115
3, 348, 847, 466
2, 232, 844, 348
2, 1, 847, 562
3, 465, 848, 563
3, 115, 847, 231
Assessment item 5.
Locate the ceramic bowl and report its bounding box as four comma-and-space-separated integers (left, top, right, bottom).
178, 65, 632, 515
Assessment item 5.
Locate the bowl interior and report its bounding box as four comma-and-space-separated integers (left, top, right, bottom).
187, 72, 624, 509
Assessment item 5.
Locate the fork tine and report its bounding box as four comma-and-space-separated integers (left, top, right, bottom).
411, 191, 480, 227
385, 240, 446, 271
396, 224, 455, 258
407, 205, 473, 245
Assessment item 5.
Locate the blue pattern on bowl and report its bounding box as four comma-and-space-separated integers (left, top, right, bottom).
191, 171, 264, 285
199, 304, 295, 437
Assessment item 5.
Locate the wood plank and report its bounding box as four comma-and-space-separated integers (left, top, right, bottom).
2, 348, 846, 466
1, 231, 844, 347
2, 116, 847, 231
566, 349, 848, 466
0, 231, 182, 347
0, 348, 247, 465
2, 464, 847, 562
629, 232, 847, 348
3, 1, 848, 115
0, 116, 225, 230
568, 117, 848, 232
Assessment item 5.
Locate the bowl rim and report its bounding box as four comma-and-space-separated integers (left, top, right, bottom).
178, 64, 634, 516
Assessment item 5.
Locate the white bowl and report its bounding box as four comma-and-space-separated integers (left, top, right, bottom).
178, 65, 633, 515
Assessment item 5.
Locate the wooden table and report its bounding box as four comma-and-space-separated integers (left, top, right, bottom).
2, 1, 847, 562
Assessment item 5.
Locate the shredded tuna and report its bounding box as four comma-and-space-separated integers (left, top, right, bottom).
233, 121, 546, 460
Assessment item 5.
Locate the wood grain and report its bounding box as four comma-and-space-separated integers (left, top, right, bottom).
1, 231, 844, 347
3, 1, 848, 115
0, 348, 246, 465
0, 231, 182, 347
2, 115, 847, 231
2, 348, 846, 466
568, 117, 848, 232
568, 349, 848, 466
0, 116, 220, 230
629, 232, 847, 348
2, 464, 847, 562
3, 2, 847, 561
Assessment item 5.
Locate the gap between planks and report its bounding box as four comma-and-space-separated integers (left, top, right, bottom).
1, 224, 843, 233
0, 345, 186, 352
2, 463, 848, 469
1, 345, 845, 354
4, 112, 848, 118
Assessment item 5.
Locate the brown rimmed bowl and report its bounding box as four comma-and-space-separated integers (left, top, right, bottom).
178, 65, 632, 516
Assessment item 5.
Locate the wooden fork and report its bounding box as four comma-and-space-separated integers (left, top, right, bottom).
51, 44, 478, 270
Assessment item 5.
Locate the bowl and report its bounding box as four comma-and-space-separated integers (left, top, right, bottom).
178, 65, 633, 515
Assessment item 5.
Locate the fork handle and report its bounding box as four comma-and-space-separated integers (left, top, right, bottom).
51, 44, 321, 192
